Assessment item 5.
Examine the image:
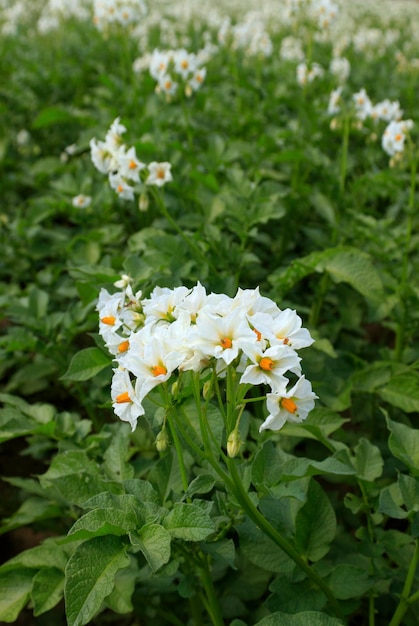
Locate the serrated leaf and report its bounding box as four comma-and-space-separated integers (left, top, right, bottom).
61, 347, 112, 382
65, 536, 130, 626
163, 503, 215, 541
32, 568, 65, 616
0, 570, 33, 622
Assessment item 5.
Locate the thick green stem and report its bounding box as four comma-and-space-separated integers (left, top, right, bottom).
389, 540, 419, 626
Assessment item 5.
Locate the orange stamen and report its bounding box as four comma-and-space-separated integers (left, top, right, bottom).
117, 184, 124, 193
101, 316, 116, 325
259, 357, 274, 371
253, 328, 262, 341
395, 133, 402, 142
281, 397, 298, 414
157, 168, 166, 179
129, 160, 137, 169
220, 337, 233, 349
116, 391, 131, 404
181, 60, 189, 69
118, 340, 130, 353
151, 365, 167, 377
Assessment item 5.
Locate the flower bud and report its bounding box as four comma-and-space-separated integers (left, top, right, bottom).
202, 380, 213, 401
155, 428, 169, 452
171, 381, 179, 397
139, 191, 149, 212
227, 429, 241, 458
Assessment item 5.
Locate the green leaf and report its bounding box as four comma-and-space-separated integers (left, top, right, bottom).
39, 450, 121, 505
200, 538, 237, 570
269, 246, 383, 301
103, 424, 134, 481
163, 503, 215, 541
254, 611, 344, 625
267, 577, 326, 614
353, 438, 384, 482
379, 372, 419, 413
386, 418, 419, 474
64, 508, 138, 543
60, 347, 112, 382
184, 474, 216, 499
238, 516, 295, 574
103, 558, 138, 614
320, 248, 383, 301
0, 570, 34, 622
65, 536, 130, 626
295, 480, 336, 562
0, 539, 68, 572
378, 482, 408, 519
0, 497, 62, 535
32, 105, 75, 128
326, 564, 372, 599
129, 523, 171, 572
32, 568, 65, 616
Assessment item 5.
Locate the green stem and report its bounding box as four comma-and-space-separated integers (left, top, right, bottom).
225, 456, 344, 619
389, 539, 419, 626
163, 389, 189, 493
198, 553, 225, 626
394, 153, 416, 361
339, 113, 350, 196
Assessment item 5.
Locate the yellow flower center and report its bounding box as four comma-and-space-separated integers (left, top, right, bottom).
281, 397, 298, 414
220, 337, 233, 349
129, 159, 137, 169
101, 316, 116, 325
151, 364, 167, 377
116, 391, 131, 404
118, 340, 130, 353
181, 59, 189, 69
157, 168, 166, 179
259, 357, 274, 371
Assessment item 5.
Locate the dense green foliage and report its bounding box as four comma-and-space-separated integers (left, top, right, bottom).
1, 1, 419, 625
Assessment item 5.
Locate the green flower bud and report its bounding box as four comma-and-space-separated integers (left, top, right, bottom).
155, 428, 169, 452
227, 429, 242, 458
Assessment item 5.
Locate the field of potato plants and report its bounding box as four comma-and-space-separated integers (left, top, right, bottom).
1, 0, 419, 624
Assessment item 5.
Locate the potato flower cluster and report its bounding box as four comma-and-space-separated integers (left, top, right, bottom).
90, 117, 172, 201
149, 49, 207, 100
93, 0, 147, 31
97, 281, 317, 434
